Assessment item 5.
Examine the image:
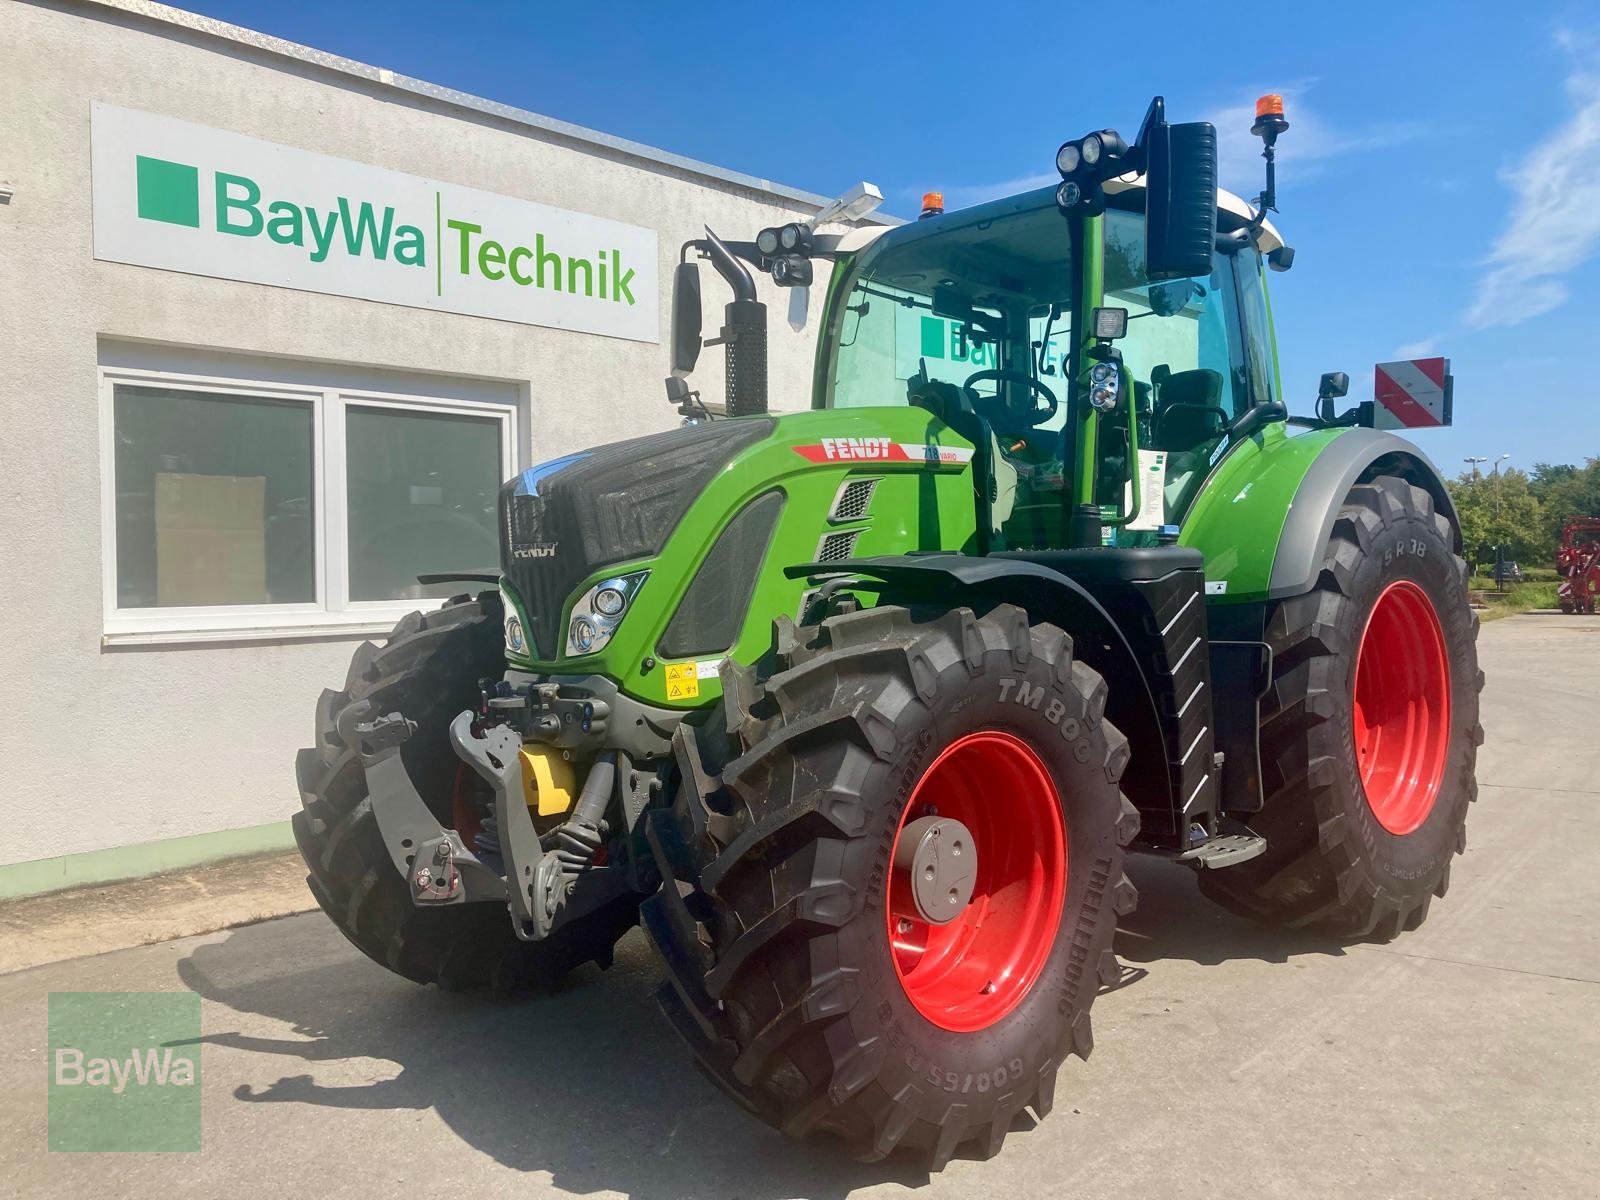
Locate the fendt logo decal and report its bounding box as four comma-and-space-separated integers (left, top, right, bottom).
793, 439, 975, 465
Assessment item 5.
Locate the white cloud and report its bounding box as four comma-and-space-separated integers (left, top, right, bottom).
1465, 30, 1600, 329
1392, 338, 1440, 359
1203, 82, 1432, 197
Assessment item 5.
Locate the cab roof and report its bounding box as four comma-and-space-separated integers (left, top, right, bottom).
821, 173, 1283, 256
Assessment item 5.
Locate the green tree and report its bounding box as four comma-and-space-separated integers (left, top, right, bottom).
1451, 467, 1547, 567
1531, 458, 1600, 549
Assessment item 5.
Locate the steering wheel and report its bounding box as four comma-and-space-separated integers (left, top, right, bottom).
961, 370, 1058, 436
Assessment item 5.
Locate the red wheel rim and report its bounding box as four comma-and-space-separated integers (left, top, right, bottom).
887, 731, 1067, 1032
1352, 580, 1452, 835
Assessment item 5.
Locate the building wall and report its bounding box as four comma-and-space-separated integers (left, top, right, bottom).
0, 1, 860, 883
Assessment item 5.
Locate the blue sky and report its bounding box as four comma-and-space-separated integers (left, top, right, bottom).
178, 0, 1600, 473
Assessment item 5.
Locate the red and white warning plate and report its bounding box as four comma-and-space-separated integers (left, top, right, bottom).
1374, 358, 1452, 429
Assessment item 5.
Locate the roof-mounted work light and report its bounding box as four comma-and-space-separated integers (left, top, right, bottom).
1055, 129, 1128, 213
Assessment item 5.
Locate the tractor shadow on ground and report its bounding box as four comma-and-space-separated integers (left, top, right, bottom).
1113, 855, 1350, 969
177, 915, 933, 1199
176, 860, 1346, 1196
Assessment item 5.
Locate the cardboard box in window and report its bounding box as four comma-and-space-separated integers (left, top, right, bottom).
154, 473, 268, 606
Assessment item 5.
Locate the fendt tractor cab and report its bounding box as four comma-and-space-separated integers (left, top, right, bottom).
294, 95, 1481, 1168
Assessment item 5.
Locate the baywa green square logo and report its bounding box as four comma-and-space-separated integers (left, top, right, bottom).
48, 991, 201, 1152
135, 155, 200, 228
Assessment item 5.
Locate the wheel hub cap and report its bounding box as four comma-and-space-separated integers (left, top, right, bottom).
891, 815, 977, 925
887, 730, 1067, 1032
1352, 580, 1452, 835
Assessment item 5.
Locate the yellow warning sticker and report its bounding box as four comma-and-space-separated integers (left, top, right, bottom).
664, 662, 700, 701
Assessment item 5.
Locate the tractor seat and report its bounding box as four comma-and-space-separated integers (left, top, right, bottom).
1152, 368, 1227, 454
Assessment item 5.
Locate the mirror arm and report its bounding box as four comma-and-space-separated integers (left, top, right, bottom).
1225, 399, 1288, 442
701, 226, 757, 303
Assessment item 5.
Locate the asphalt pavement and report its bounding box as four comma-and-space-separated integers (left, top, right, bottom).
4, 612, 1597, 1198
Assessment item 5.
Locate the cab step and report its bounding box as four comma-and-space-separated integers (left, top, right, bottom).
1142, 819, 1268, 870
1174, 833, 1267, 869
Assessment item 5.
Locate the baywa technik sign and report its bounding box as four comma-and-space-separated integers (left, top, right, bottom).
91, 103, 659, 342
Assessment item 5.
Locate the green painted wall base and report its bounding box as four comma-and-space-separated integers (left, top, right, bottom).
0, 820, 295, 900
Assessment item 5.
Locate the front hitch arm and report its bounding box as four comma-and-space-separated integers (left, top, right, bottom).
448, 712, 638, 942
341, 704, 505, 907
448, 711, 563, 940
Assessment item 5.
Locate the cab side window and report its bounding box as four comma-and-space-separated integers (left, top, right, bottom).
1104, 209, 1249, 457
1232, 248, 1279, 409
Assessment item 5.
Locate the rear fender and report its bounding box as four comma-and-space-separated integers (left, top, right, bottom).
1269, 430, 1459, 599
1181, 426, 1458, 604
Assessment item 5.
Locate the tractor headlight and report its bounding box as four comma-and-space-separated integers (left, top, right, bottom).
1055, 141, 1081, 176
570, 616, 599, 654
565, 571, 648, 658
1080, 132, 1103, 166
501, 585, 528, 656
756, 227, 781, 257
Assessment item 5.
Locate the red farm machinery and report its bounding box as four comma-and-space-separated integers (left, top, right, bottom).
1557, 519, 1600, 614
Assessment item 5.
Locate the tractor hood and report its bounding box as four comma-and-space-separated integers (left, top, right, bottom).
499, 418, 774, 658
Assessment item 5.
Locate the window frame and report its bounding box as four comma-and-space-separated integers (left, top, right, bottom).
98, 365, 517, 645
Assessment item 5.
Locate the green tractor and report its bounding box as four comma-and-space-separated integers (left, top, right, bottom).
293, 95, 1481, 1167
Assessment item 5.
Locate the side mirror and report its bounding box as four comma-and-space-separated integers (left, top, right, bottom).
670, 261, 703, 374
1319, 371, 1350, 400
1144, 120, 1218, 281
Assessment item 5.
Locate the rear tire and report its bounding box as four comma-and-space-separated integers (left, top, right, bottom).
292, 592, 640, 992
642, 604, 1139, 1168
1199, 476, 1483, 938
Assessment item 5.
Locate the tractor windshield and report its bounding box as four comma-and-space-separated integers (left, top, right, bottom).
826, 189, 1074, 426
823, 190, 1076, 545
823, 188, 1260, 544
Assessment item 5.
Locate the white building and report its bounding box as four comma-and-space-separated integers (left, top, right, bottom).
0, 0, 887, 896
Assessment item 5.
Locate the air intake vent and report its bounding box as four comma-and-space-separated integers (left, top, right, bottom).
816, 529, 861, 563
658, 491, 785, 659
829, 477, 880, 523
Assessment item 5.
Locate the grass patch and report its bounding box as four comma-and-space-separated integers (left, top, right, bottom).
1469, 579, 1561, 621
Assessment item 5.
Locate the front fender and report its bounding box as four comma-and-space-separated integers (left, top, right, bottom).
1180, 425, 1458, 604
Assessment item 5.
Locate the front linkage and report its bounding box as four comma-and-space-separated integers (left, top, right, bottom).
354, 690, 648, 946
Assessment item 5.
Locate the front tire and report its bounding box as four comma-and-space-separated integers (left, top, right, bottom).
292, 593, 640, 992
643, 604, 1139, 1168
1199, 476, 1484, 938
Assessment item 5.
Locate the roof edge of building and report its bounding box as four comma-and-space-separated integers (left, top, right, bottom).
56, 0, 901, 223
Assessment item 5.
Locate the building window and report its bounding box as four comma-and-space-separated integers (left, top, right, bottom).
101, 369, 516, 641
344, 403, 504, 602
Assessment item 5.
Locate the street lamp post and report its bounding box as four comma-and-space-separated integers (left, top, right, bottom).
1464, 455, 1487, 481
1490, 454, 1511, 586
